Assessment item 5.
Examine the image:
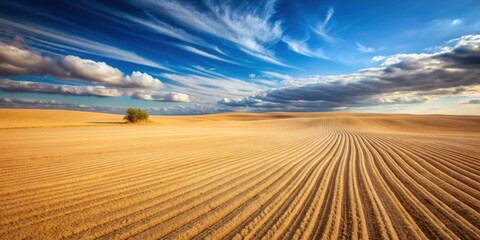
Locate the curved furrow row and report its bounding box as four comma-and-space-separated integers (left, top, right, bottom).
0, 136, 294, 216
1, 115, 479, 240
366, 134, 480, 237
191, 122, 338, 239
1, 135, 314, 239
112, 137, 322, 238
361, 133, 470, 239
73, 131, 324, 240
220, 123, 340, 239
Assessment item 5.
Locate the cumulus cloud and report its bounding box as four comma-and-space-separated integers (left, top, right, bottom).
219, 34, 480, 111
130, 91, 190, 102
0, 42, 164, 88
0, 79, 190, 102
0, 42, 63, 76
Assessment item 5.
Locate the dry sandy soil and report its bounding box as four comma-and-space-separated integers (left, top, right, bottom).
0, 109, 479, 239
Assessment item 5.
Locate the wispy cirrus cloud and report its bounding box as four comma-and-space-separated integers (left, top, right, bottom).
132, 0, 287, 67
0, 18, 169, 71
262, 71, 292, 80
355, 42, 376, 53
282, 36, 329, 59
160, 73, 263, 103
313, 7, 335, 43
177, 45, 238, 65
70, 1, 206, 46
220, 34, 480, 111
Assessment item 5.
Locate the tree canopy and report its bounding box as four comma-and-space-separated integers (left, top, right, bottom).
123, 108, 149, 123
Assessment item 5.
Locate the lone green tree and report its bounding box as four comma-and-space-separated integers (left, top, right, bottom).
123, 108, 149, 123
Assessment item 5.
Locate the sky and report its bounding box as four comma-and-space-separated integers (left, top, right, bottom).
0, 0, 479, 115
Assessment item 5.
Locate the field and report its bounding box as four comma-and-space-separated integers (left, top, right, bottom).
0, 109, 479, 239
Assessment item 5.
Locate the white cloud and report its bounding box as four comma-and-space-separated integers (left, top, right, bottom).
282, 36, 329, 59
372, 56, 386, 62
262, 71, 292, 80
0, 18, 169, 70
313, 7, 335, 43
451, 19, 463, 26
177, 45, 238, 65
130, 91, 190, 102
134, 0, 286, 66
0, 43, 165, 89
355, 42, 375, 53
249, 73, 256, 78
160, 73, 263, 103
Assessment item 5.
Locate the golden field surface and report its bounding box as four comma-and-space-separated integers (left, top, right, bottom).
0, 109, 479, 239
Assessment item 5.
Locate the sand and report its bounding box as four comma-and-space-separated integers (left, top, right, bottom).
0, 109, 479, 239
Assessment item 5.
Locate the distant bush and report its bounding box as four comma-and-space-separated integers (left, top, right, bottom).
123, 108, 149, 123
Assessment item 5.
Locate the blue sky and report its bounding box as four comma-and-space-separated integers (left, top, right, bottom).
0, 0, 479, 115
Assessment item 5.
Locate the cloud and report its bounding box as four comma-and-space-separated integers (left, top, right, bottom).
0, 79, 190, 102
160, 73, 263, 103
429, 18, 464, 28
0, 42, 165, 88
451, 19, 463, 26
79, 2, 203, 46
0, 97, 216, 115
62, 56, 165, 88
313, 7, 335, 43
372, 56, 386, 62
262, 71, 292, 80
219, 34, 480, 111
0, 79, 123, 97
249, 73, 256, 78
461, 99, 480, 104
0, 18, 169, 70
134, 0, 286, 66
0, 97, 125, 113
282, 36, 329, 59
355, 42, 375, 53
177, 45, 237, 65
130, 91, 190, 102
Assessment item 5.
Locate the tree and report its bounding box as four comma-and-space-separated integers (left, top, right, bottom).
123, 108, 149, 123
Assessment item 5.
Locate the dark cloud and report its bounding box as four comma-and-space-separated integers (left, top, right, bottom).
0, 97, 217, 115
0, 97, 124, 114
462, 99, 480, 104
0, 79, 123, 97
0, 79, 190, 102
219, 35, 480, 111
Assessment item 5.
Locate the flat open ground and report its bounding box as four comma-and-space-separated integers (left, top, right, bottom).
0, 109, 479, 239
